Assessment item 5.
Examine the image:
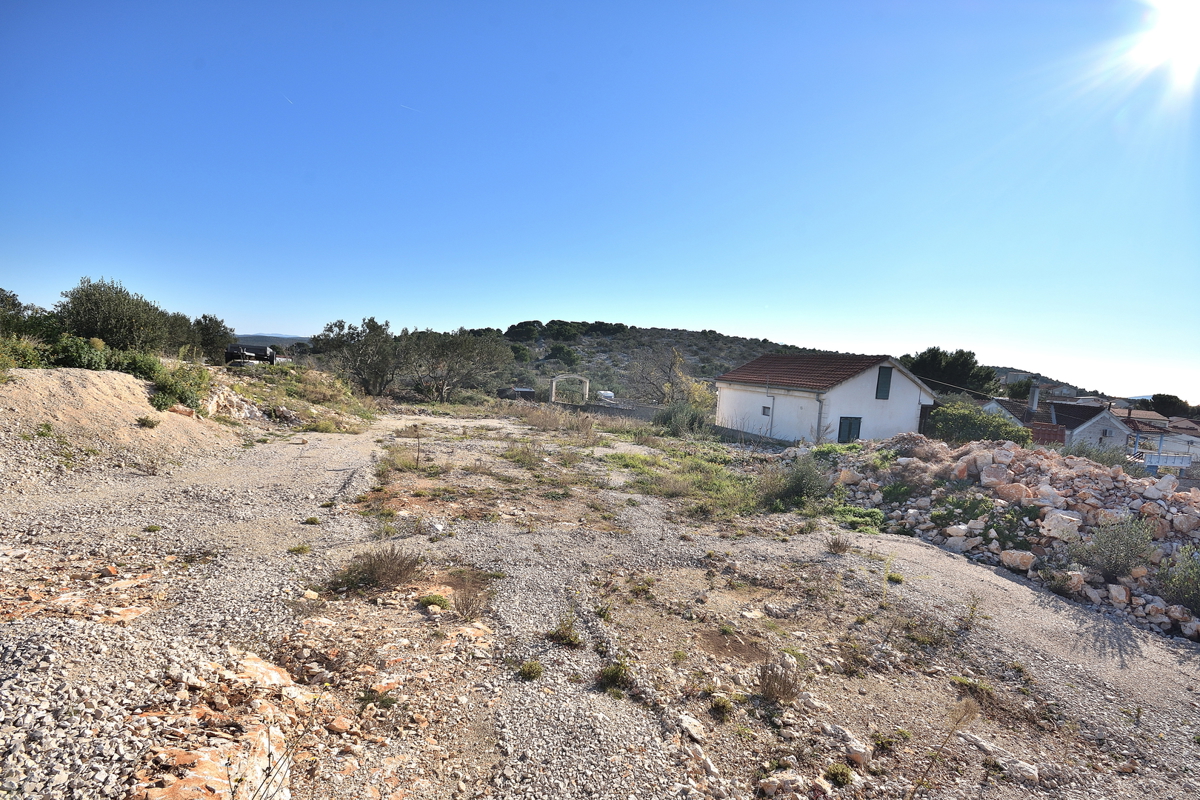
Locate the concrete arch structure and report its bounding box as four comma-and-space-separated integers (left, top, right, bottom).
550, 374, 589, 404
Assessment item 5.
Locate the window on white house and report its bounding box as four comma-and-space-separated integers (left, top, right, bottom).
762, 406, 771, 416
875, 366, 892, 400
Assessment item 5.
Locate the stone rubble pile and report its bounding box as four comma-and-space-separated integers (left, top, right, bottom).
830, 435, 1200, 639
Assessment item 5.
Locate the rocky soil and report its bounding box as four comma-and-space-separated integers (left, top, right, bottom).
1, 369, 1198, 800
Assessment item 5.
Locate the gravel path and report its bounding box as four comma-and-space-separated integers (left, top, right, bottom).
1, 409, 1198, 800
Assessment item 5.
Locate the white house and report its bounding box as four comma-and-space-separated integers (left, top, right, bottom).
980, 396, 1132, 449
714, 353, 936, 443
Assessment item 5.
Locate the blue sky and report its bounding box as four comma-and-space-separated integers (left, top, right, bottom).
1, 1, 1197, 400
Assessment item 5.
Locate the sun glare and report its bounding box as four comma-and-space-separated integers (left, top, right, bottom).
1129, 0, 1200, 89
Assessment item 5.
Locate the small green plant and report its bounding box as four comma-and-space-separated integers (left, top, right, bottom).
718, 622, 736, 635
709, 695, 734, 722
596, 658, 632, 690
418, 594, 450, 610
517, 660, 543, 681
302, 517, 320, 525
756, 455, 831, 510
287, 543, 312, 554
547, 613, 583, 647
594, 603, 612, 621
671, 650, 688, 664
319, 501, 335, 508
1158, 545, 1200, 612
951, 676, 995, 703
886, 573, 904, 584
832, 505, 885, 532
143, 525, 162, 533
1069, 518, 1154, 580
880, 481, 913, 504
36, 422, 52, 437
824, 762, 854, 787
135, 415, 160, 429
356, 688, 398, 712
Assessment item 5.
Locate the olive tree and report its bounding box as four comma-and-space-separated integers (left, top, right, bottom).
311, 317, 404, 396
55, 277, 169, 352
403, 328, 513, 402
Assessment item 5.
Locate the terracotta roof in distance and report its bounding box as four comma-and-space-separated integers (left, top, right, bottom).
716, 353, 891, 391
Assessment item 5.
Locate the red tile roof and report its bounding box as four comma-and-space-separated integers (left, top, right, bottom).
716, 353, 891, 391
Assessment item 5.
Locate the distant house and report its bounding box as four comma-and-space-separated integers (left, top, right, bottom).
1041, 383, 1078, 398
981, 395, 1130, 448
1117, 408, 1169, 428
714, 354, 936, 443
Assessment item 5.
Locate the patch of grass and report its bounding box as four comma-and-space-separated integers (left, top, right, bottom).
319, 501, 335, 508
35, 422, 52, 437
831, 505, 885, 532
501, 442, 546, 470
671, 650, 688, 664
417, 594, 450, 609
302, 517, 320, 525
886, 572, 904, 584
718, 622, 736, 635
811, 442, 862, 464
328, 545, 422, 594
356, 688, 398, 712
547, 613, 583, 648
135, 415, 160, 429
517, 660, 543, 681
287, 543, 312, 555
143, 525, 162, 533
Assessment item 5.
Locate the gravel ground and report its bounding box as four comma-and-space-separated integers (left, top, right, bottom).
1, 399, 1199, 800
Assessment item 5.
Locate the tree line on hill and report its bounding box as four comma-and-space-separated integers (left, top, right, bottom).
3, 280, 1193, 417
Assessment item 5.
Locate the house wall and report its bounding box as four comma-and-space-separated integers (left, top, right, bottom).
715, 363, 933, 443
714, 382, 819, 442
822, 366, 933, 441
1067, 413, 1130, 450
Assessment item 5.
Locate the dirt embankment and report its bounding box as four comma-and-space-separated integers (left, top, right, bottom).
0, 368, 238, 490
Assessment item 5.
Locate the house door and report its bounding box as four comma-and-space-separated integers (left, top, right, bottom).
838, 417, 861, 443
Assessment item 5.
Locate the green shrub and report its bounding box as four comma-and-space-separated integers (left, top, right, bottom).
1157, 545, 1200, 612
547, 613, 583, 647
756, 455, 831, 510
517, 660, 543, 681
417, 593, 450, 609
709, 695, 734, 722
811, 442, 862, 464
832, 505, 884, 531
110, 350, 163, 381
653, 401, 709, 437
151, 355, 211, 411
51, 335, 106, 370
135, 416, 160, 428
824, 762, 854, 787
0, 336, 48, 369
596, 658, 633, 690
1069, 517, 1153, 580
926, 402, 1033, 446
327, 544, 423, 593
880, 481, 914, 504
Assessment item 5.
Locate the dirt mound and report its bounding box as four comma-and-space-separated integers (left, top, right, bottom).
0, 368, 237, 488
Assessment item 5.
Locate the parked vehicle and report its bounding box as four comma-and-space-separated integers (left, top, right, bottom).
225, 344, 276, 365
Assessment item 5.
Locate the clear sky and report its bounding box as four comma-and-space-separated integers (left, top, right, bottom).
1, 1, 1197, 400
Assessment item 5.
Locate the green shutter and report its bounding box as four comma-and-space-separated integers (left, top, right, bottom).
838, 417, 862, 443
875, 366, 892, 400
